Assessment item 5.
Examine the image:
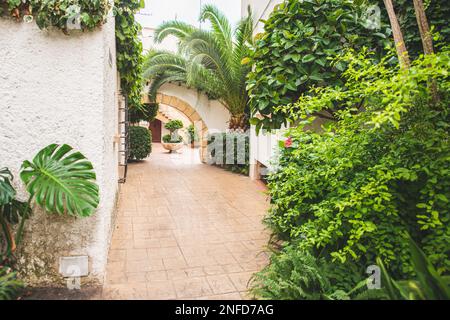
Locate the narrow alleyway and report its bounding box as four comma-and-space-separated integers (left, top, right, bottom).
102, 144, 270, 299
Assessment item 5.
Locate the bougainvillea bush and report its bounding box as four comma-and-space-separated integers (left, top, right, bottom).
264, 49, 450, 286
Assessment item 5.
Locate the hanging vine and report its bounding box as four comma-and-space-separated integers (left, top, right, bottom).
114, 0, 145, 110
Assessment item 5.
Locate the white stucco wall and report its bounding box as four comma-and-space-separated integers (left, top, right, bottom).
0, 15, 119, 284
158, 83, 230, 132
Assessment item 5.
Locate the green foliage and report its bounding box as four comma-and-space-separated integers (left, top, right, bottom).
278, 48, 450, 129
20, 144, 99, 217
162, 134, 182, 144
162, 120, 183, 143
207, 132, 249, 175
266, 49, 450, 280
164, 120, 183, 133
143, 5, 254, 126
114, 0, 145, 110
0, 0, 110, 33
129, 103, 159, 124
186, 124, 198, 144
381, 0, 450, 58
246, 0, 391, 131
129, 126, 152, 160
1, 145, 98, 264
0, 168, 15, 206
379, 235, 450, 300
251, 245, 340, 300
0, 267, 22, 300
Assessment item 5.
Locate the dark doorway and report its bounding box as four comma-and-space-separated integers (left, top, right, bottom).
149, 119, 162, 142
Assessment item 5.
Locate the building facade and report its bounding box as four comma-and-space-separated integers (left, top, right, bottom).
0, 14, 119, 284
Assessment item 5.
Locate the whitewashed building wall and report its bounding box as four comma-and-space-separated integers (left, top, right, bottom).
0, 15, 119, 284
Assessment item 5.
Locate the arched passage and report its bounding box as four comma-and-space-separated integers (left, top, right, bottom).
143, 93, 209, 162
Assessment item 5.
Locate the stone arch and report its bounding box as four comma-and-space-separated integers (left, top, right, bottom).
144, 93, 209, 162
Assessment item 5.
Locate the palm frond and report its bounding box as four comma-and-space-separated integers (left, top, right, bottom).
145, 5, 254, 121
200, 4, 233, 52
154, 20, 196, 43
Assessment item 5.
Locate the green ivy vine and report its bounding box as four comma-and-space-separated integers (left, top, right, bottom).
114, 0, 145, 111
0, 0, 111, 33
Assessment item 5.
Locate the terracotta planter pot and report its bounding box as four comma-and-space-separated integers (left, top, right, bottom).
162, 142, 183, 153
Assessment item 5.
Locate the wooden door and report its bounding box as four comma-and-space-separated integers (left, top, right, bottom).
149, 119, 162, 142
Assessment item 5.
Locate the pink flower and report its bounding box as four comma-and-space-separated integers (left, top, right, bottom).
284, 137, 293, 148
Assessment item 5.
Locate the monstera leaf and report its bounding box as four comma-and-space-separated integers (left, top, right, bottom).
20, 144, 99, 217
0, 168, 15, 206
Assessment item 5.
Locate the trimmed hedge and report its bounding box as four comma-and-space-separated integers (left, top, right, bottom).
129, 126, 152, 161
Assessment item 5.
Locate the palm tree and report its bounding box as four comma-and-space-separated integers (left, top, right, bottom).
143, 5, 254, 130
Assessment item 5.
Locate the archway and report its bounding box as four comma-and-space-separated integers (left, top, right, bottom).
143, 93, 209, 162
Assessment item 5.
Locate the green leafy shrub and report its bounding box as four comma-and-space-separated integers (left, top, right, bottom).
207, 132, 249, 175
164, 120, 183, 132
266, 49, 450, 280
163, 120, 184, 143
162, 134, 182, 144
251, 245, 342, 300
378, 234, 450, 300
0, 0, 111, 32
186, 124, 198, 145
129, 102, 159, 124
246, 0, 391, 131
129, 126, 152, 161
0, 267, 22, 300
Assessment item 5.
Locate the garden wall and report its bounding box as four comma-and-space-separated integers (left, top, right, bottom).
0, 16, 119, 285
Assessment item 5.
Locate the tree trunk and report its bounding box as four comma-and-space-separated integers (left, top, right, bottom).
412, 0, 439, 103
413, 0, 434, 55
383, 0, 410, 68
229, 114, 249, 132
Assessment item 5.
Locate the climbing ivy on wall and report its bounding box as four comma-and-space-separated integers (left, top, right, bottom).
0, 0, 111, 33
114, 0, 145, 111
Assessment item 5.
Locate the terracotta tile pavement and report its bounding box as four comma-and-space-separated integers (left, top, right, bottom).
102, 144, 270, 300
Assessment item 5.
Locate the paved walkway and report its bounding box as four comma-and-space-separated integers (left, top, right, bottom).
102, 144, 270, 300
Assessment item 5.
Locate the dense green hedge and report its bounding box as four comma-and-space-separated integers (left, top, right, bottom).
246, 0, 391, 131
129, 126, 152, 161
260, 48, 450, 295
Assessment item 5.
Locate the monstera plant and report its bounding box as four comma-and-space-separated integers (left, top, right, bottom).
0, 144, 99, 262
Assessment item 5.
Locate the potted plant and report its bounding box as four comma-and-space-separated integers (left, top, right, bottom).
186, 124, 199, 148
162, 120, 184, 153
